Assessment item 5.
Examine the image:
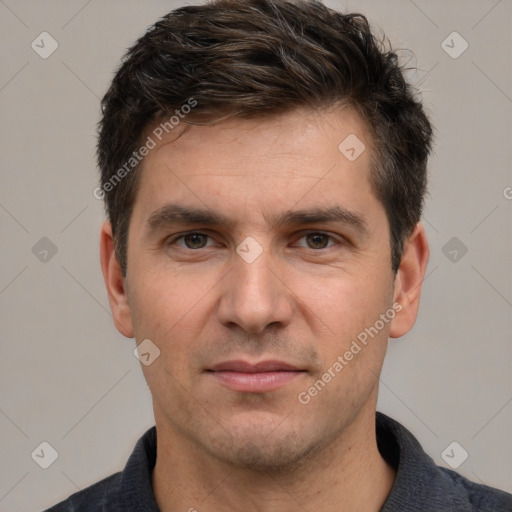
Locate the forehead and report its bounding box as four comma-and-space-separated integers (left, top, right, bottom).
131, 106, 381, 229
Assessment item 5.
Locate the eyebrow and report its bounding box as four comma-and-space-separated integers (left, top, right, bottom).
146, 203, 369, 237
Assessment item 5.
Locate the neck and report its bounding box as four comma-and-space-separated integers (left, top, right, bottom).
152, 404, 395, 512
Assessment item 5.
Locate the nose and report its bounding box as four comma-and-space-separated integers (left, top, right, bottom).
216, 245, 294, 334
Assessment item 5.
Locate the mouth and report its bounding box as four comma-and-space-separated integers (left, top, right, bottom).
206, 360, 306, 393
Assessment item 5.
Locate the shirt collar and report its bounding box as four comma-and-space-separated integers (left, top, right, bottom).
119, 425, 159, 511
116, 412, 472, 511
377, 412, 471, 511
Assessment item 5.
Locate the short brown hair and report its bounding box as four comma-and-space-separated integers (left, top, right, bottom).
97, 0, 433, 275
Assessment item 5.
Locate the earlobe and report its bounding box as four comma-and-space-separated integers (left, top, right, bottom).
389, 223, 430, 339
99, 221, 134, 338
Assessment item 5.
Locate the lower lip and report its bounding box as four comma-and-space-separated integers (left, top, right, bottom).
209, 371, 303, 392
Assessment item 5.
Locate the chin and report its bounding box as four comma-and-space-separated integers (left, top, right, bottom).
223, 436, 309, 472
204, 416, 327, 473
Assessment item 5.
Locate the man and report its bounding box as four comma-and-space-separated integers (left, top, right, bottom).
46, 0, 512, 510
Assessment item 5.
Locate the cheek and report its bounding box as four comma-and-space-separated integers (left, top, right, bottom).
129, 269, 214, 370
295, 267, 389, 334
127, 273, 174, 351
305, 282, 392, 410
129, 265, 196, 328
299, 272, 394, 391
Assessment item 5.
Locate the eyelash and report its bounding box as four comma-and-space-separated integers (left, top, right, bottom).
166, 231, 341, 251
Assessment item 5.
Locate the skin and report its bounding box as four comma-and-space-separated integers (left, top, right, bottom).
100, 106, 429, 512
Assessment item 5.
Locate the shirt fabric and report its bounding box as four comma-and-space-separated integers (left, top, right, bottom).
44, 412, 512, 511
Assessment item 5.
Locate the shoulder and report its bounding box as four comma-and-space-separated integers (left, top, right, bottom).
41, 426, 158, 511
43, 472, 122, 512
377, 412, 512, 512
438, 466, 512, 512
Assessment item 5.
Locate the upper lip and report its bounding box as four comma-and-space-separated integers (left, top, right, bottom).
209, 360, 303, 372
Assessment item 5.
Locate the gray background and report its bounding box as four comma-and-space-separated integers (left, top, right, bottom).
0, 0, 511, 510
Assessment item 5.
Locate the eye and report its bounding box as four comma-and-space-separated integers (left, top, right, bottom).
294, 232, 337, 250
170, 232, 214, 249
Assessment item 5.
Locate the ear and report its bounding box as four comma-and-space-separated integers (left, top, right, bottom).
389, 223, 430, 338
99, 221, 134, 338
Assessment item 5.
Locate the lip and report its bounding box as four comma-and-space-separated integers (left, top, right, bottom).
210, 360, 302, 372
207, 360, 305, 392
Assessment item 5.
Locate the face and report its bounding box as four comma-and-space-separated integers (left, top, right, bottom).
112, 107, 406, 470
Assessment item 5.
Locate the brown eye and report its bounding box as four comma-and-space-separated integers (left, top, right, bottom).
305, 233, 330, 249
183, 233, 209, 249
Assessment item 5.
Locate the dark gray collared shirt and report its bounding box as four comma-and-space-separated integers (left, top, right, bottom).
44, 412, 512, 511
